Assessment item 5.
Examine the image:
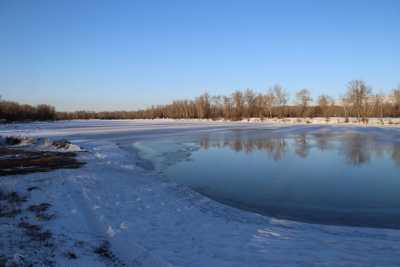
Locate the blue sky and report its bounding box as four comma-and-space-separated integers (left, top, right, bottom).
0, 0, 399, 111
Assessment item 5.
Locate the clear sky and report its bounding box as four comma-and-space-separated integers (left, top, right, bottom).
1, 0, 399, 111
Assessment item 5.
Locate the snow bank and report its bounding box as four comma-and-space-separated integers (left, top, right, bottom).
171, 117, 400, 127
38, 138, 83, 152
0, 135, 83, 152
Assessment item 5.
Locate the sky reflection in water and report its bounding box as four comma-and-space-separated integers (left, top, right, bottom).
166, 129, 400, 229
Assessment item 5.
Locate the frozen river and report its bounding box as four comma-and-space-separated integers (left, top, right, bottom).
1, 120, 400, 266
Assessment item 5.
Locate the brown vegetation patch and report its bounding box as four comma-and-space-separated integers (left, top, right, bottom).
94, 241, 113, 259
0, 191, 27, 203
18, 221, 52, 242
28, 203, 55, 221
28, 203, 51, 213
0, 190, 27, 217
4, 136, 22, 145
0, 206, 21, 218
0, 148, 85, 176
65, 251, 78, 260
27, 186, 40, 192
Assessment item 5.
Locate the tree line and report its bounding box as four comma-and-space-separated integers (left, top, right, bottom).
58, 80, 400, 121
2, 80, 400, 122
0, 96, 56, 122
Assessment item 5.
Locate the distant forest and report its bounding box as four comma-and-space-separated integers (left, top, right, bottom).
0, 96, 56, 122
2, 80, 400, 122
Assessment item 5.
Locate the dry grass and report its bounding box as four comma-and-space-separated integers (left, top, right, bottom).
28, 203, 55, 221
0, 190, 27, 218
0, 148, 85, 176
18, 221, 52, 242
94, 241, 113, 259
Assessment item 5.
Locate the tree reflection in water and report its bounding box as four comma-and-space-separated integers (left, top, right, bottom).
392, 144, 400, 166
198, 131, 400, 166
340, 134, 372, 165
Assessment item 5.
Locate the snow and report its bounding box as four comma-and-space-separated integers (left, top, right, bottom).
1, 119, 400, 266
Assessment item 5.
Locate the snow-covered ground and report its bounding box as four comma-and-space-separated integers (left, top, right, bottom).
1, 119, 400, 267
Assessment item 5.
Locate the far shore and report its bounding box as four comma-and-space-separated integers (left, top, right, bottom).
1, 117, 400, 129
214, 117, 400, 127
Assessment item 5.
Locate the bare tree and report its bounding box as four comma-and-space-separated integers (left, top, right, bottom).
372, 93, 384, 118
195, 92, 210, 119
272, 85, 288, 117
345, 80, 371, 121
255, 93, 265, 118
232, 91, 244, 120
243, 89, 256, 118
295, 89, 312, 117
392, 87, 400, 116
222, 96, 232, 119
210, 95, 223, 119
341, 95, 351, 121
318, 94, 334, 119
264, 89, 275, 118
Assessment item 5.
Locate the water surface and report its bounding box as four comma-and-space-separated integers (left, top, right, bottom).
165, 128, 400, 229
